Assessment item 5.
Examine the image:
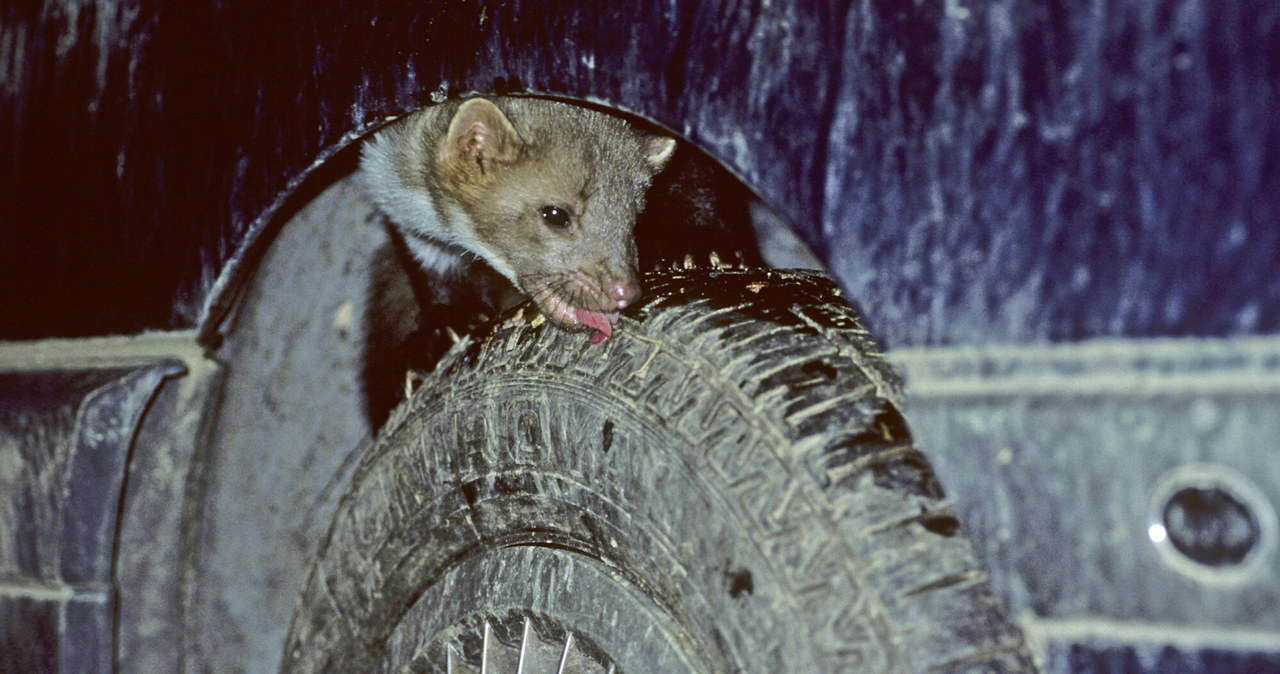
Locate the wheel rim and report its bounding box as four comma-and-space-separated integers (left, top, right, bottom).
441, 613, 613, 674
379, 546, 703, 673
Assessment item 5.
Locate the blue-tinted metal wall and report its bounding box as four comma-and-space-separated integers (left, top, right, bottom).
2, 1, 1277, 346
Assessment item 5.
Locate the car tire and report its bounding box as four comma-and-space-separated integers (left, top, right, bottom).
282, 267, 1039, 673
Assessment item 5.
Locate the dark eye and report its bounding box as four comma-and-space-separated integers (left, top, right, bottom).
540, 205, 571, 229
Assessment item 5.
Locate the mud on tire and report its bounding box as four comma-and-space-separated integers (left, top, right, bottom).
283, 268, 1039, 673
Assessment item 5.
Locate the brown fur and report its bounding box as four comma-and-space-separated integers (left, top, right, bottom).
362, 97, 675, 329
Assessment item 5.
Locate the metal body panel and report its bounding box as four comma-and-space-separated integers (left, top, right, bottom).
2, 1, 1277, 346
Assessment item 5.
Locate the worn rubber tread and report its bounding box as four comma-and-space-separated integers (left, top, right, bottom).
283, 268, 1039, 673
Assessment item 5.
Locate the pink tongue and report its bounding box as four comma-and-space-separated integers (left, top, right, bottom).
574, 309, 618, 344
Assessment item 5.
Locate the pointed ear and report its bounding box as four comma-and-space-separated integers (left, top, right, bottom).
437, 98, 524, 182
645, 136, 677, 173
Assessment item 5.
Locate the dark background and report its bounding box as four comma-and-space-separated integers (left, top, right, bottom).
2, 0, 1277, 346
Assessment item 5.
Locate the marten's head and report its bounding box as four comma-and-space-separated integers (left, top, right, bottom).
431, 98, 675, 341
